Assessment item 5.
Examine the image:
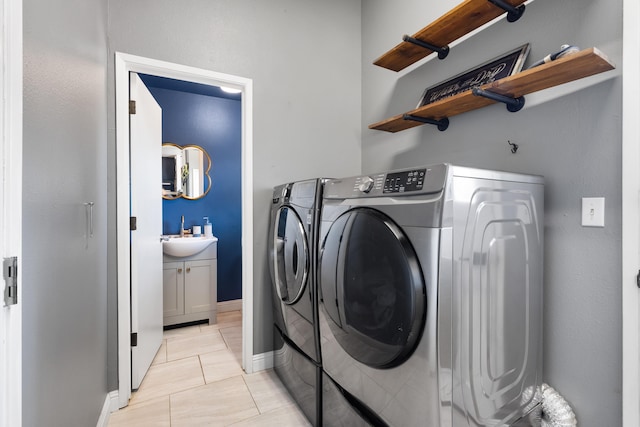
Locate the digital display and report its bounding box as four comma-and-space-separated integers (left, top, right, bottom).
383, 169, 426, 193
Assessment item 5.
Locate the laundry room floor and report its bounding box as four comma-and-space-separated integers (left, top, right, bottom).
108, 310, 310, 426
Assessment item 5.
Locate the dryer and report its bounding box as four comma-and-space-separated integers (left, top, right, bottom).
269, 178, 326, 426
318, 164, 544, 427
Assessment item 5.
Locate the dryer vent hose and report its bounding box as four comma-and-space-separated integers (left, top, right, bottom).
539, 383, 577, 427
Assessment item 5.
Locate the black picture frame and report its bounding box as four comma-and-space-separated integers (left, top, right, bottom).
417, 44, 530, 108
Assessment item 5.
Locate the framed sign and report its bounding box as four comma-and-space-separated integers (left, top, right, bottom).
417, 44, 530, 107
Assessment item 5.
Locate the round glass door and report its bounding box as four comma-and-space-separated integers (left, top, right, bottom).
320, 208, 426, 368
273, 206, 309, 305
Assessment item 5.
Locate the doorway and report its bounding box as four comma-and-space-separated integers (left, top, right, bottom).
114, 52, 254, 408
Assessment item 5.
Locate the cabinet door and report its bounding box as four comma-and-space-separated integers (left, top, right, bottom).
184, 260, 214, 314
163, 261, 185, 318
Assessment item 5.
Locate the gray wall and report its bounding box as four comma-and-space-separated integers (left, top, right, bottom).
21, 2, 621, 423
23, 0, 109, 425
361, 0, 622, 426
106, 0, 362, 389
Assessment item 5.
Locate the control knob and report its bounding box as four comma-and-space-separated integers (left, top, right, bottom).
358, 176, 375, 193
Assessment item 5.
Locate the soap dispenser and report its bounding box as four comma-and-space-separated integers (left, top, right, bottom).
203, 217, 213, 237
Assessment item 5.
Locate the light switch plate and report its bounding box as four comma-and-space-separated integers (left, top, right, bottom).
582, 197, 605, 227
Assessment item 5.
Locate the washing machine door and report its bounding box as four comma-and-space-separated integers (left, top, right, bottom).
273, 206, 310, 305
319, 207, 426, 369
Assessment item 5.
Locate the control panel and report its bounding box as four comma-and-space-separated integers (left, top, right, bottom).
383, 169, 425, 193
323, 164, 447, 199
351, 169, 427, 194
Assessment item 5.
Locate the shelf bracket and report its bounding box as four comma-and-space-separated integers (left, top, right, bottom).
402, 35, 449, 60
403, 114, 449, 131
472, 88, 525, 112
487, 0, 526, 22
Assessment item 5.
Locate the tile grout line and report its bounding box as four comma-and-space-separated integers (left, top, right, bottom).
220, 327, 227, 348
198, 353, 206, 384
241, 374, 263, 416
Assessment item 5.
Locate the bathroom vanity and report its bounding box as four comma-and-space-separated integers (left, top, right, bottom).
162, 238, 217, 326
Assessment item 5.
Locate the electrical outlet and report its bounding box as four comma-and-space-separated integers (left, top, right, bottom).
582, 197, 605, 227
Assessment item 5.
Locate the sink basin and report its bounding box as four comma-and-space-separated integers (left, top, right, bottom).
162, 235, 218, 257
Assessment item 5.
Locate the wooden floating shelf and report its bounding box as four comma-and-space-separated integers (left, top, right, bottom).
369, 48, 615, 133
374, 0, 527, 72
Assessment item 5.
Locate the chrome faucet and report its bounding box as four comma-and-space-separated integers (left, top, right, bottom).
180, 215, 185, 237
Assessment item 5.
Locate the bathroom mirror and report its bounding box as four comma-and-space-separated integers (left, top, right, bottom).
162, 143, 212, 200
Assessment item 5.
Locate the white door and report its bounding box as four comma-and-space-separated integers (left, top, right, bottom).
130, 72, 163, 389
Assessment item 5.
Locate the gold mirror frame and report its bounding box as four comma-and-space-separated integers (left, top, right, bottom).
162, 142, 212, 200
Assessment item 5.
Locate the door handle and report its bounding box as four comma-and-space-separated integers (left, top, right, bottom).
84, 202, 94, 238
84, 202, 94, 249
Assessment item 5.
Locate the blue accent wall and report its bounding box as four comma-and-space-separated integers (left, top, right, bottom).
144, 83, 242, 302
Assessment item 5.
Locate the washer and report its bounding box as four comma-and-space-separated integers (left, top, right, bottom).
269, 178, 326, 426
318, 164, 544, 427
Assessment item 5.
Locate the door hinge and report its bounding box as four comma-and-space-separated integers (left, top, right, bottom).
129, 100, 136, 114
130, 216, 137, 231
3, 257, 18, 306
131, 332, 138, 347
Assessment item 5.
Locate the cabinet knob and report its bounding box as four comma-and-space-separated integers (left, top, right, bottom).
186, 267, 191, 273
178, 268, 183, 273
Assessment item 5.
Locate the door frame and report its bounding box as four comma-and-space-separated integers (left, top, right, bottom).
0, 0, 22, 425
115, 52, 254, 408
622, 0, 640, 425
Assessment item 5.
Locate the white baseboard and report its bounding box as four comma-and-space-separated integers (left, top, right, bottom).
96, 391, 119, 427
218, 299, 242, 312
109, 390, 120, 411
252, 351, 274, 372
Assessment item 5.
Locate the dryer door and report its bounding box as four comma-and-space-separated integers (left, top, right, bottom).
319, 207, 426, 369
273, 206, 310, 305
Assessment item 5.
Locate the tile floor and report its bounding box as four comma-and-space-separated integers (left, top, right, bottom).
108, 311, 311, 426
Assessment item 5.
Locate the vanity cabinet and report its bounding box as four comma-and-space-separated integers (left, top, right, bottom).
162, 242, 217, 326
